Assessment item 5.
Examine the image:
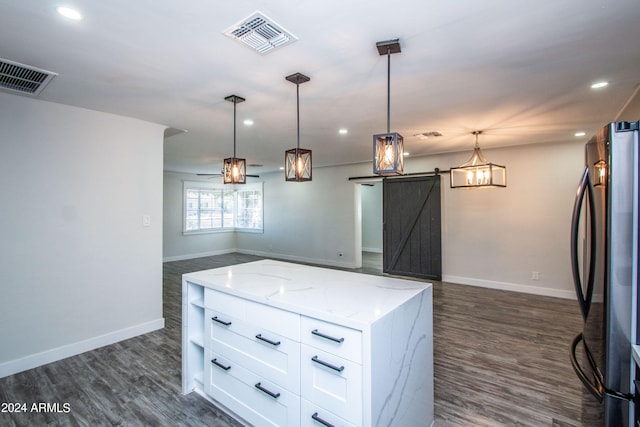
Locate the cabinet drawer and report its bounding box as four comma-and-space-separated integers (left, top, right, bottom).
300, 399, 358, 427
300, 345, 362, 425
205, 349, 300, 427
205, 288, 300, 341
301, 316, 362, 364
205, 308, 300, 393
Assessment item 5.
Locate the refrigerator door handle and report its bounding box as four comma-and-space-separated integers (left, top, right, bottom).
570, 333, 604, 402
570, 167, 597, 320
571, 333, 635, 402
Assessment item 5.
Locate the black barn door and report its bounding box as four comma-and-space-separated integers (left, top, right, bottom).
383, 175, 441, 280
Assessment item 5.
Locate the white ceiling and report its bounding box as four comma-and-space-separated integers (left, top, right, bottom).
2, 0, 639, 175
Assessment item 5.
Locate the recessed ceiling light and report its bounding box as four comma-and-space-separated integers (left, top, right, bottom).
403, 152, 409, 156
279, 166, 284, 170
338, 129, 348, 135
591, 81, 608, 89
57, 6, 82, 20
575, 131, 586, 137
243, 119, 254, 126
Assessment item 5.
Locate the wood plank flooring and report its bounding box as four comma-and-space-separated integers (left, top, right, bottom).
432, 280, 589, 426
0, 252, 591, 426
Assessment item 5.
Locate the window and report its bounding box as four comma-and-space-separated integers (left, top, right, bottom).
236, 188, 263, 230
183, 181, 263, 233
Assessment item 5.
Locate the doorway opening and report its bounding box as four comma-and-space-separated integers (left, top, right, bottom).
355, 176, 442, 279
359, 181, 383, 275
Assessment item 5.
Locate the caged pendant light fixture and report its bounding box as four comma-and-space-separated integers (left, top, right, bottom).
284, 72, 312, 182
373, 39, 404, 176
223, 95, 247, 184
450, 131, 507, 188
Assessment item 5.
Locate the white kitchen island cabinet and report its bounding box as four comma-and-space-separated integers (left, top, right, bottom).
182, 259, 434, 427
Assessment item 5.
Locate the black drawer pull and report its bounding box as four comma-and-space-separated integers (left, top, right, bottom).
254, 382, 280, 399
256, 333, 281, 346
311, 412, 335, 427
311, 355, 344, 372
212, 316, 232, 326
211, 358, 231, 371
311, 329, 344, 343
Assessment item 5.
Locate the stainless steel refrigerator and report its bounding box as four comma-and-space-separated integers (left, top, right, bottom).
570, 121, 639, 426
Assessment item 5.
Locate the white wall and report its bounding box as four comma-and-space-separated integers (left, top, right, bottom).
361, 183, 383, 253
163, 172, 236, 261
0, 92, 165, 377
236, 164, 362, 268
437, 142, 583, 298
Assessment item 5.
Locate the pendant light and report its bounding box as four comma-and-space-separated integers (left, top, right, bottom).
450, 131, 507, 188
284, 72, 312, 182
223, 95, 247, 184
373, 39, 404, 176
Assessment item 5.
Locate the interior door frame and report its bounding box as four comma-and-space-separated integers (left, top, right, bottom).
353, 177, 383, 270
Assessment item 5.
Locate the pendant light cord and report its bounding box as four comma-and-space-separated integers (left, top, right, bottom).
386, 46, 391, 134
233, 99, 237, 157
296, 82, 300, 154
473, 130, 482, 149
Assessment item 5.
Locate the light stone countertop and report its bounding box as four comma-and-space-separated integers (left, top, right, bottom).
183, 259, 431, 329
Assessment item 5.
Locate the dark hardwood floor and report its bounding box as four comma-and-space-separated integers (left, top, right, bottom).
432, 279, 588, 426
0, 252, 590, 426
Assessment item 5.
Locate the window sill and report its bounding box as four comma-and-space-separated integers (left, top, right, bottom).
182, 228, 263, 236
183, 229, 234, 236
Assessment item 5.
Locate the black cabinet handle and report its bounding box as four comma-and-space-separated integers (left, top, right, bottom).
311, 412, 335, 427
311, 355, 344, 372
254, 382, 280, 399
311, 329, 344, 343
255, 333, 281, 346
211, 358, 231, 371
212, 316, 232, 326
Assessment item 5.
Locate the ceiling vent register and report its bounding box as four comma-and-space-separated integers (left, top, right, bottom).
224, 12, 297, 55
0, 58, 57, 96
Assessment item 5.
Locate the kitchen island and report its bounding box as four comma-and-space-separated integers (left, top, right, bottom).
182, 259, 433, 427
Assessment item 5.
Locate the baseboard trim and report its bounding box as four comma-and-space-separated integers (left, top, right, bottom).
0, 318, 165, 379
163, 251, 576, 299
163, 249, 236, 262
442, 275, 576, 300
362, 247, 383, 254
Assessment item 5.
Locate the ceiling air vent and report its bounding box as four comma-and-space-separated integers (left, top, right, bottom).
224, 11, 297, 55
0, 58, 57, 96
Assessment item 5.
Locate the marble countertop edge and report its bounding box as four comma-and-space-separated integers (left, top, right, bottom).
183, 259, 432, 329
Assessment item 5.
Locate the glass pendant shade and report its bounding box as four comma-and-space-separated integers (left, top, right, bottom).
450, 131, 507, 188
285, 148, 312, 181
373, 132, 404, 175
284, 72, 312, 182
223, 157, 246, 184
